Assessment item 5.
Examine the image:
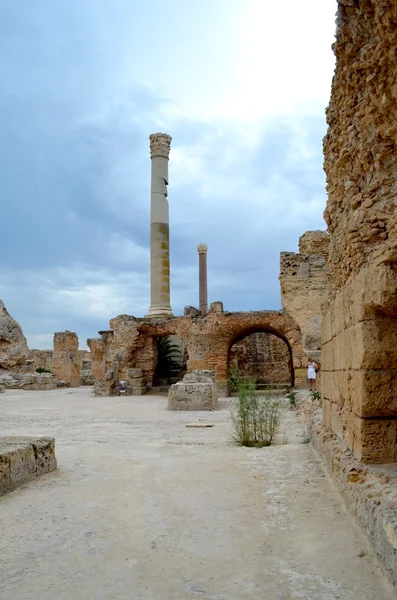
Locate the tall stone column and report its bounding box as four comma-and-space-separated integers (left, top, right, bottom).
147, 133, 173, 317
197, 243, 208, 315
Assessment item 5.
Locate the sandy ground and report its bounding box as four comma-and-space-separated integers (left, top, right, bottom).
0, 388, 394, 600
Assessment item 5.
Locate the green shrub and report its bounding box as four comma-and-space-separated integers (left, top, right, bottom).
310, 390, 321, 402
35, 367, 52, 374
287, 391, 296, 406
228, 362, 255, 393
232, 381, 280, 447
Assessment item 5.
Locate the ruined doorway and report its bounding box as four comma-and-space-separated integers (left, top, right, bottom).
153, 335, 188, 389
228, 330, 294, 391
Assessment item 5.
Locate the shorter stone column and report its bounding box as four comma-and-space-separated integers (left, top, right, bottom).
51, 332, 80, 387
197, 244, 208, 315
87, 338, 105, 381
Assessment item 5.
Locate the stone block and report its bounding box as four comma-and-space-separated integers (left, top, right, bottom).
321, 339, 334, 372
348, 369, 397, 418
184, 306, 200, 316
0, 385, 5, 394
209, 301, 223, 313
351, 318, 397, 371
168, 382, 218, 411
183, 370, 215, 383
347, 415, 397, 464
127, 368, 143, 378
0, 436, 57, 495
322, 398, 332, 430
129, 386, 145, 396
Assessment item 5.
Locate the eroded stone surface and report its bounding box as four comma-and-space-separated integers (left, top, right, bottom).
280, 231, 331, 365
0, 299, 29, 369
0, 436, 56, 496
168, 370, 218, 410
321, 0, 397, 464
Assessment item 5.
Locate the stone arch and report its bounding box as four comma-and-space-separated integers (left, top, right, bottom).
228, 326, 294, 388
133, 321, 192, 390
185, 310, 304, 394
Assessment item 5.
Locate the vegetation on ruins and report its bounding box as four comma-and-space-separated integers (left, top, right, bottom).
232, 381, 280, 447
35, 367, 52, 374
310, 390, 321, 402
287, 391, 296, 407
156, 336, 187, 379
228, 361, 255, 392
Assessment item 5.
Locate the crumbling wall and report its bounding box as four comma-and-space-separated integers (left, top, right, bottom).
322, 0, 397, 463
91, 304, 303, 395
280, 230, 331, 369
50, 331, 80, 387
229, 332, 291, 384
0, 299, 29, 369
30, 350, 53, 370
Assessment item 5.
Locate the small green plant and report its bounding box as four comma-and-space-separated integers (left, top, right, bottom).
310, 390, 321, 402
228, 362, 253, 393
287, 391, 296, 407
232, 381, 280, 447
36, 367, 52, 374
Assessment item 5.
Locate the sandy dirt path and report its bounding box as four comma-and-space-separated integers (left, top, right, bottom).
0, 388, 394, 600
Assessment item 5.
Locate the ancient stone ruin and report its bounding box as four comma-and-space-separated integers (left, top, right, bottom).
168, 370, 218, 411
321, 0, 397, 465
0, 299, 29, 369
0, 134, 331, 397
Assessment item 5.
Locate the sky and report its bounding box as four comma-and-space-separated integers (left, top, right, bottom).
0, 0, 338, 349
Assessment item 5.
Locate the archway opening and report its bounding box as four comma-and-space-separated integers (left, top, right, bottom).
153, 334, 188, 388
228, 329, 294, 391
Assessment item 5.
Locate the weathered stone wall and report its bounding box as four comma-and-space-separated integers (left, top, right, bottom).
323, 1, 397, 292
229, 332, 291, 384
0, 299, 29, 369
280, 230, 331, 369
298, 230, 330, 257
322, 0, 397, 463
30, 349, 53, 370
50, 331, 80, 387
91, 305, 304, 395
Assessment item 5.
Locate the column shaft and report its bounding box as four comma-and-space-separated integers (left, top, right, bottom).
147, 133, 173, 317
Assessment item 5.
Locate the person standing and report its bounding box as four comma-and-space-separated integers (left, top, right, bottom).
307, 359, 318, 391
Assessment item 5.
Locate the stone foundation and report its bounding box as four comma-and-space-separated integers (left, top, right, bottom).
168, 370, 218, 411
308, 407, 397, 588
0, 436, 57, 496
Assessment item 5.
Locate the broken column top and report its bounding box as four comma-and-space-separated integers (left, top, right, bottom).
149, 133, 172, 159
197, 243, 208, 254
53, 331, 78, 352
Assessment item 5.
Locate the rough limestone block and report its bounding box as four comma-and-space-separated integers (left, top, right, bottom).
0, 436, 57, 496
127, 368, 143, 378
348, 369, 397, 418
183, 370, 215, 384
129, 386, 145, 396
168, 371, 218, 411
346, 414, 397, 464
